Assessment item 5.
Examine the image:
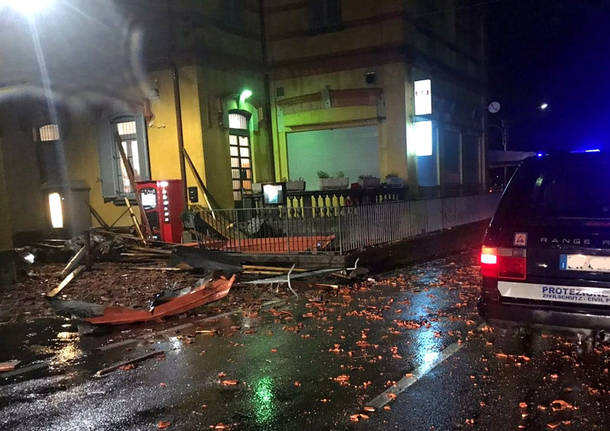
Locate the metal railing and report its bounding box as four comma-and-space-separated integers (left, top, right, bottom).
187, 193, 498, 255
187, 206, 342, 254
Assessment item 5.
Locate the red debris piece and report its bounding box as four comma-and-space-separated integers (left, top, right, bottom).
86, 276, 236, 325
157, 421, 171, 429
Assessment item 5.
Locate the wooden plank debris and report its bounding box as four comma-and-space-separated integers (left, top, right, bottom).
46, 265, 86, 298
61, 246, 86, 278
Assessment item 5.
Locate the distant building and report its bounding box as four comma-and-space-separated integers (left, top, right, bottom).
0, 0, 488, 247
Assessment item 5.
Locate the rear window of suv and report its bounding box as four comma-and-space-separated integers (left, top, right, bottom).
495, 155, 610, 224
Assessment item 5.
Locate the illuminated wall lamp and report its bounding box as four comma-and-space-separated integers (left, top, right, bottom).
414, 120, 433, 156
48, 192, 64, 229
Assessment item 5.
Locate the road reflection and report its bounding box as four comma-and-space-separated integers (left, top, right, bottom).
252, 376, 277, 425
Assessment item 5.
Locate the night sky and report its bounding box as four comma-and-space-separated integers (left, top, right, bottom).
487, 0, 610, 153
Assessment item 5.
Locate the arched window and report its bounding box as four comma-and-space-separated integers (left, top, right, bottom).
228, 112, 252, 202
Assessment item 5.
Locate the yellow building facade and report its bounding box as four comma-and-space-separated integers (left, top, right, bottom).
0, 0, 487, 249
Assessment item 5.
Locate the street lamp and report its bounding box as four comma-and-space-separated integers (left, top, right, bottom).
1, 0, 53, 15
539, 102, 549, 111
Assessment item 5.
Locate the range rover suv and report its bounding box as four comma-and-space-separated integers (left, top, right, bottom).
478, 152, 610, 331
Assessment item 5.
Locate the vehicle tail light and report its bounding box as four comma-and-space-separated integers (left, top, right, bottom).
481, 247, 498, 277
480, 246, 527, 280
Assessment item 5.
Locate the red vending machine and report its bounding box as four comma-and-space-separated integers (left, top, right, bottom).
136, 180, 185, 243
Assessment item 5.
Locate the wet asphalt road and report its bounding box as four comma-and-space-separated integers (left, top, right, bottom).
1, 251, 609, 430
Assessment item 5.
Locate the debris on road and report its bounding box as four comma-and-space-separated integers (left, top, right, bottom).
94, 350, 165, 376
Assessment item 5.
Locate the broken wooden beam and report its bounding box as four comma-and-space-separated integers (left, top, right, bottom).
88, 204, 110, 229
115, 130, 152, 237
124, 197, 147, 246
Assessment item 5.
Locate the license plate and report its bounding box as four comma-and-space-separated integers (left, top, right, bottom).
560, 254, 610, 273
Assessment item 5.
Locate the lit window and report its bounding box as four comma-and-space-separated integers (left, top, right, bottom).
39, 124, 60, 141
414, 121, 433, 156
228, 112, 252, 202
48, 192, 63, 228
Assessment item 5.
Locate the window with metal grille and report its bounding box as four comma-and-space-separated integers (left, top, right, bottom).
39, 124, 60, 141
228, 112, 252, 202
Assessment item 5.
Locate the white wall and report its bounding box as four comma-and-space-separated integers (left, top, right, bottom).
286, 126, 380, 190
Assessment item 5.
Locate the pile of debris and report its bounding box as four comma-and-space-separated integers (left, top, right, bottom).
5, 227, 367, 331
